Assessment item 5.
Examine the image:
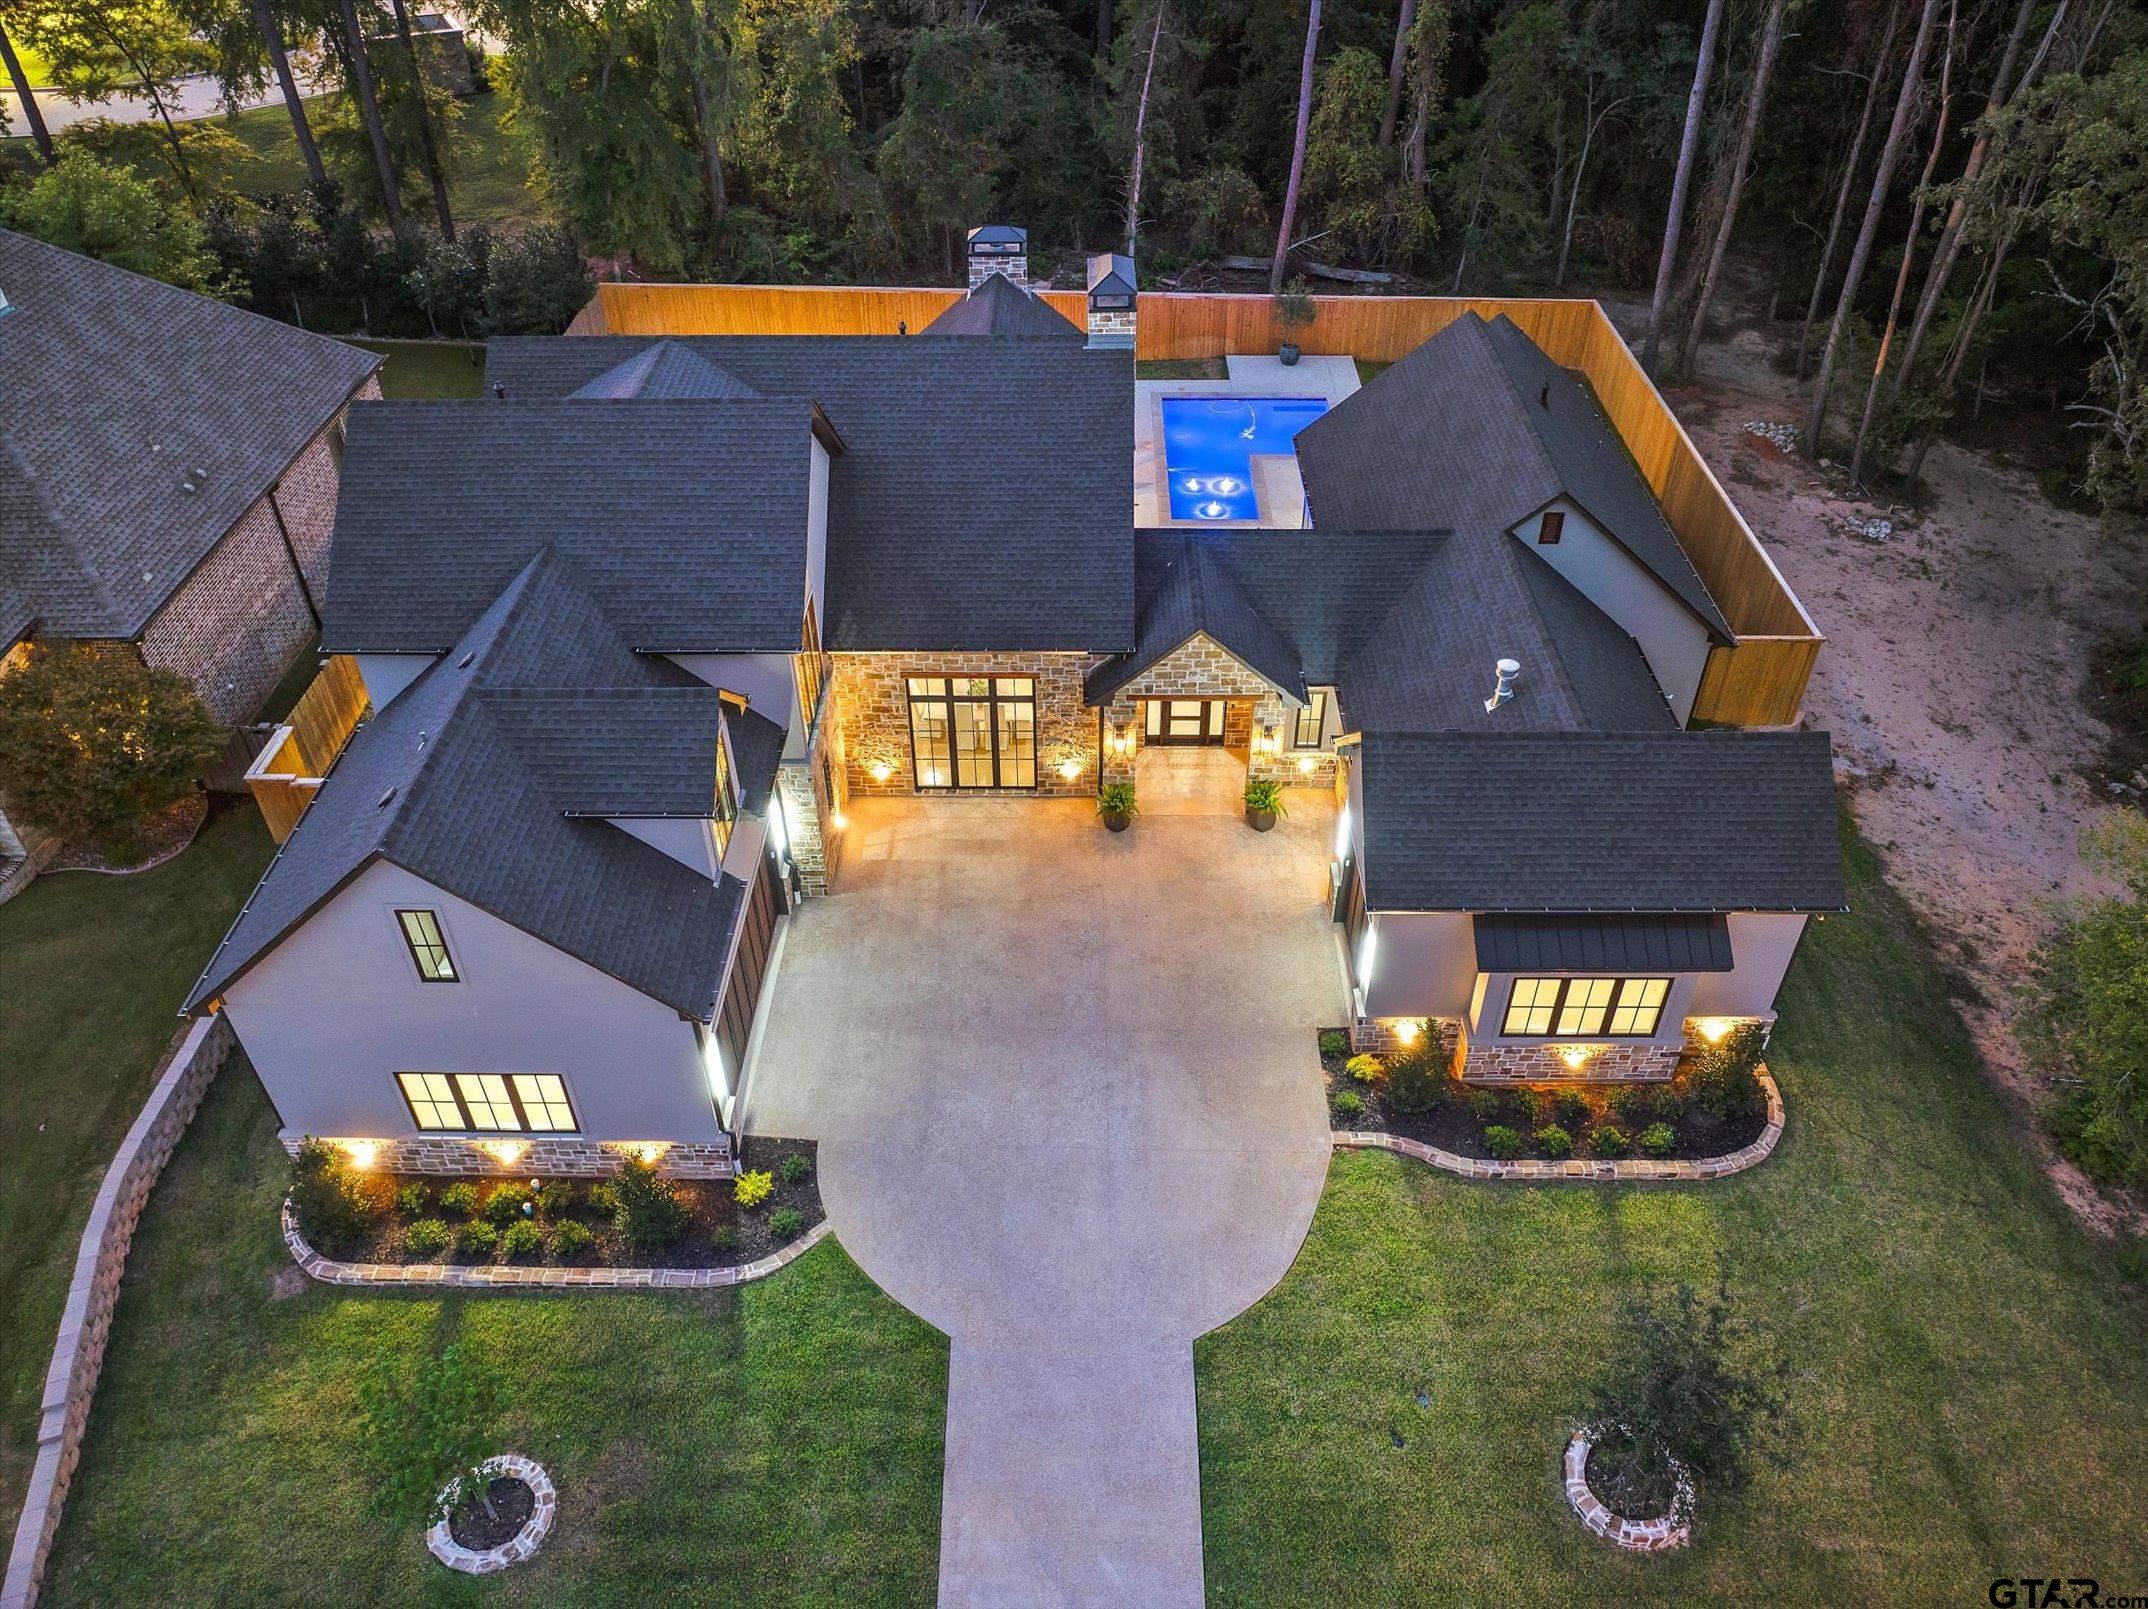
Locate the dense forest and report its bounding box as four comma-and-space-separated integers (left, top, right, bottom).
2, 0, 2145, 500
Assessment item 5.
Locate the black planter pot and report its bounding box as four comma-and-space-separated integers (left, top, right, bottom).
1278, 342, 1302, 366
1245, 806, 1277, 832
1103, 811, 1133, 833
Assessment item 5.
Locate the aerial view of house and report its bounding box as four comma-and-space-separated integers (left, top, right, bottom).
6, 3, 2148, 1594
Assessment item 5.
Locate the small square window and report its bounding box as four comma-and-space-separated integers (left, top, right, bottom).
1537, 509, 1566, 545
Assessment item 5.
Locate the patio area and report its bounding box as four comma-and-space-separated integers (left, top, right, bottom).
1134, 354, 1361, 528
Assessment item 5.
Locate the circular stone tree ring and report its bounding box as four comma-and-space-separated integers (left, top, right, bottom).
426, 1454, 557, 1573
1563, 1431, 1694, 1551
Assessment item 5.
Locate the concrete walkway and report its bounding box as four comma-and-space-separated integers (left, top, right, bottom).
746, 795, 1344, 1605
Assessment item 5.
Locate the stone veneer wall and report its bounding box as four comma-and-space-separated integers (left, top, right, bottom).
1101, 634, 1296, 787
1355, 1014, 1769, 1084
969, 253, 1027, 288
1351, 1016, 1462, 1061
1087, 307, 1137, 346
834, 652, 1097, 799
137, 380, 379, 727
4, 1015, 233, 1609
277, 1133, 737, 1180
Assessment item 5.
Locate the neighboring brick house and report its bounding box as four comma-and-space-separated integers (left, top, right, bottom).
184, 231, 1842, 1180
0, 229, 381, 879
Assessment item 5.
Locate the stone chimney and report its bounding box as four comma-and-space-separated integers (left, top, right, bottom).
1085, 253, 1136, 351
966, 224, 1028, 289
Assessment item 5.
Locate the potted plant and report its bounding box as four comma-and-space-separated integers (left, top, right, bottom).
1097, 781, 1137, 832
1275, 279, 1317, 365
1243, 778, 1286, 832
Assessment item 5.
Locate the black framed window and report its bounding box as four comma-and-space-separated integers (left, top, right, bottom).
906, 676, 1037, 790
1500, 976, 1669, 1038
712, 730, 738, 858
396, 1072, 579, 1133
1537, 509, 1566, 545
396, 909, 458, 982
1294, 689, 1330, 748
795, 600, 828, 729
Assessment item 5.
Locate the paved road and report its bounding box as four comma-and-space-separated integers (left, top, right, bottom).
748, 775, 1344, 1605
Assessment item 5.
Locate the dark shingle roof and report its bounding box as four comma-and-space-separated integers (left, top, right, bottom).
1473, 912, 1735, 973
485, 335, 1134, 652
321, 399, 818, 654
567, 340, 762, 399
1357, 730, 1845, 912
1295, 312, 1731, 640
483, 689, 723, 815
187, 550, 751, 1017
921, 273, 1084, 340
1087, 537, 1311, 703
0, 229, 379, 640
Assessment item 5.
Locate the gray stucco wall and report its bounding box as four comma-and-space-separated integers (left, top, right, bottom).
1514, 500, 1712, 724
220, 859, 721, 1148
355, 653, 433, 710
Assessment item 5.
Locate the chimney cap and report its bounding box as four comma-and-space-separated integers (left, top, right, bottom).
968, 224, 1028, 255
1087, 252, 1136, 301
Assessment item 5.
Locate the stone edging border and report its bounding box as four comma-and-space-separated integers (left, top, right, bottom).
1563, 1432, 1693, 1551
426, 1455, 556, 1574
1334, 1067, 1783, 1182
282, 1201, 834, 1289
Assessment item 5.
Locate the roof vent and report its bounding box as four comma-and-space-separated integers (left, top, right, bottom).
1484, 657, 1521, 714
377, 787, 398, 809
1538, 383, 1550, 410
493, 383, 507, 399
457, 651, 474, 668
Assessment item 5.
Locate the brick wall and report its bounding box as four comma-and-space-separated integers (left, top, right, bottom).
136, 380, 377, 728
3, 1015, 232, 1609
276, 1134, 736, 1180
834, 652, 1097, 799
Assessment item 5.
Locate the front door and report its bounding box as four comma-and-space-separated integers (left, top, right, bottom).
1145, 698, 1225, 746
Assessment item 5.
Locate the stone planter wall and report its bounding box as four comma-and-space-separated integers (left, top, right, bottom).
1563, 1432, 1693, 1551
427, 1455, 556, 1574
283, 1201, 834, 1290
3, 1016, 233, 1609
1334, 1067, 1785, 1182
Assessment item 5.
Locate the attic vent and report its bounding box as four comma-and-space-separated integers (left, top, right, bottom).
1538, 383, 1549, 410
377, 787, 398, 809
1483, 657, 1521, 714
179, 466, 208, 495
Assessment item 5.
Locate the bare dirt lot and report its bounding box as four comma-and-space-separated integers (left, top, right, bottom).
1660, 322, 2148, 1229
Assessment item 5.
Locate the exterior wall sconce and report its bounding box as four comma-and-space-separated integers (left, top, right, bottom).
1257, 726, 1282, 755
1109, 726, 1135, 756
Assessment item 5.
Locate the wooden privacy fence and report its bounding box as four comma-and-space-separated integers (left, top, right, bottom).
574, 283, 1823, 726
244, 654, 369, 843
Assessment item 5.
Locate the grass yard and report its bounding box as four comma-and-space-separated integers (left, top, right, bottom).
40, 1063, 950, 1604
222, 90, 539, 230
0, 800, 275, 1528
1196, 827, 2148, 1601
352, 338, 486, 399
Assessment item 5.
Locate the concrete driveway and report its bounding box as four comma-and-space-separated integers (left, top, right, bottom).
746, 791, 1345, 1606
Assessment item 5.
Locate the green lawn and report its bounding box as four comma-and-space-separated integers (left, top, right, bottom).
223, 91, 541, 231
41, 1063, 950, 1604
352, 338, 486, 399
1197, 828, 2148, 1601
0, 801, 275, 1528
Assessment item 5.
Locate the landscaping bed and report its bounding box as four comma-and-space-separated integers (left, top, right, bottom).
291, 1136, 824, 1271
1317, 1028, 1769, 1163
449, 1473, 535, 1551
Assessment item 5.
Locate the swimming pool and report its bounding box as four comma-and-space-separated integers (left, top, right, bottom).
1159, 395, 1331, 521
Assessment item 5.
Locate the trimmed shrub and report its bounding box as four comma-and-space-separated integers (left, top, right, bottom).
1386, 1043, 1447, 1115
1483, 1124, 1523, 1161
481, 1183, 534, 1226
1604, 1085, 1647, 1126
1318, 1028, 1349, 1058
453, 1221, 498, 1261
403, 1218, 453, 1258
613, 1156, 689, 1250
1344, 1053, 1386, 1084
711, 1225, 741, 1253
499, 1220, 544, 1263
394, 1182, 428, 1216
1648, 1086, 1688, 1124
1331, 1088, 1365, 1120
289, 1139, 385, 1256
1685, 1025, 1767, 1124
768, 1207, 804, 1240
1590, 1124, 1631, 1158
534, 1181, 575, 1218
1533, 1124, 1573, 1159
734, 1169, 776, 1209
1640, 1122, 1677, 1158
585, 1181, 620, 1217
1553, 1091, 1593, 1131
441, 1181, 482, 1219
1466, 1089, 1502, 1123
779, 1153, 812, 1186
546, 1219, 594, 1263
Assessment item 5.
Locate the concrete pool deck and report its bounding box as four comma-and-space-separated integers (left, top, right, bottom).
1133, 354, 1361, 528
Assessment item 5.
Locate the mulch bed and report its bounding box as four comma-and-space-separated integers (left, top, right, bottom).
1584, 1435, 1677, 1521
42, 792, 207, 874
448, 1476, 534, 1551
1318, 1031, 1766, 1163
332, 1136, 823, 1270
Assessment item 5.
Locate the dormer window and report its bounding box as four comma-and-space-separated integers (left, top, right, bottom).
1537, 510, 1565, 545
396, 909, 458, 982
